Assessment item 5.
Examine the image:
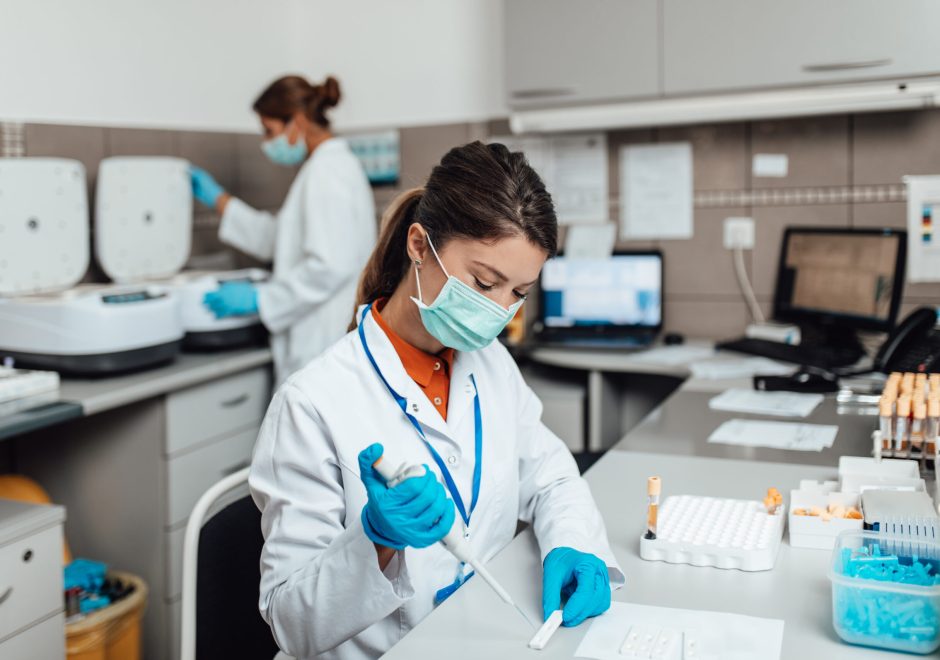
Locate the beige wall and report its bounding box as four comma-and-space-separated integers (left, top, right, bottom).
15, 108, 940, 340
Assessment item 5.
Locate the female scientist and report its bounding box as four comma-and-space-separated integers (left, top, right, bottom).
250, 141, 624, 660
190, 75, 376, 385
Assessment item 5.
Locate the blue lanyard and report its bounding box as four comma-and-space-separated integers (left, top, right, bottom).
357, 303, 482, 528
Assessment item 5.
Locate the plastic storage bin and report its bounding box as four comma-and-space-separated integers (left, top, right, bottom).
66, 571, 148, 660
829, 531, 940, 655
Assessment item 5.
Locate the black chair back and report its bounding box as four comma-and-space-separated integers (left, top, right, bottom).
195, 494, 278, 660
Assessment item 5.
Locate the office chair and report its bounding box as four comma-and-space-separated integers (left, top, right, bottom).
180, 467, 279, 660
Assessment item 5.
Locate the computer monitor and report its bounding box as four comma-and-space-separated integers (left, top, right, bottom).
539, 251, 663, 332
773, 227, 906, 335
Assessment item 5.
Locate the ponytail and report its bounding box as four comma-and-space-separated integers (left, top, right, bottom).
349, 188, 423, 329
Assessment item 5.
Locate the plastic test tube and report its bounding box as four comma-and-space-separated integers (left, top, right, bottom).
879, 396, 894, 456
901, 373, 915, 395
911, 400, 927, 454
645, 476, 661, 540
929, 374, 940, 396
928, 397, 939, 464
896, 396, 912, 457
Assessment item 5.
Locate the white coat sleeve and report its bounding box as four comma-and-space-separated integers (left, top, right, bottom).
219, 197, 277, 262
256, 172, 363, 335
511, 361, 626, 588
249, 383, 415, 657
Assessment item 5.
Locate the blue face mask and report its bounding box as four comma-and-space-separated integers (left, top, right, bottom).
411, 236, 524, 352
260, 128, 308, 166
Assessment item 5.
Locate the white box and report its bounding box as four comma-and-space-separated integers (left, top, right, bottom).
788, 483, 863, 550
837, 456, 925, 494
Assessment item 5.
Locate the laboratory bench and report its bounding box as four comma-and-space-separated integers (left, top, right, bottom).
0, 346, 274, 660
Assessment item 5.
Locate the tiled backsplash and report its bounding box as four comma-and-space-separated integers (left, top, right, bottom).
16, 108, 940, 340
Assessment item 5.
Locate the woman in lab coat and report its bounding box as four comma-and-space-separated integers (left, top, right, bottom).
250, 141, 624, 660
190, 75, 376, 385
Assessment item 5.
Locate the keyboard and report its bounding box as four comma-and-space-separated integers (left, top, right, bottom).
716, 337, 862, 369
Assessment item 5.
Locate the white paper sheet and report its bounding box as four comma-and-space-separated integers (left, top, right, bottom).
619, 142, 693, 240
564, 223, 617, 259
709, 388, 824, 418
689, 356, 794, 380
708, 418, 838, 452
904, 175, 940, 282
575, 602, 784, 660
626, 345, 716, 366
491, 133, 609, 224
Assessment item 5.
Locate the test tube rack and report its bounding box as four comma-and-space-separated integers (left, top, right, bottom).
639, 495, 785, 572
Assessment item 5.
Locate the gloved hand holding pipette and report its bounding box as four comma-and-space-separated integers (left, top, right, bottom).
358, 443, 455, 549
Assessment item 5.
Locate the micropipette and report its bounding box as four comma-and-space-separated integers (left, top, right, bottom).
371, 455, 537, 629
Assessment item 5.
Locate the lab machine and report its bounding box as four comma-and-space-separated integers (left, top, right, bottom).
719, 227, 907, 368
95, 157, 268, 351
0, 158, 183, 375
535, 250, 663, 348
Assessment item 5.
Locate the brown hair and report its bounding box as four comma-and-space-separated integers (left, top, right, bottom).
355, 141, 557, 311
252, 75, 341, 129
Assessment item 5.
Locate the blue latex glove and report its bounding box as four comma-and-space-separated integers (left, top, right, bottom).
203, 281, 258, 318
189, 165, 225, 208
542, 547, 612, 627
358, 443, 456, 550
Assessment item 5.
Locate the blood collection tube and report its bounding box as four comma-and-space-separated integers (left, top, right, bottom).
645, 476, 661, 540
929, 374, 939, 396
911, 400, 927, 454
901, 373, 915, 395
879, 396, 894, 456
896, 395, 911, 457
927, 397, 939, 466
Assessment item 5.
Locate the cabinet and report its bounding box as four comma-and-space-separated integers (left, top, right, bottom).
663, 0, 940, 95
504, 0, 660, 109
0, 500, 66, 659
15, 365, 271, 660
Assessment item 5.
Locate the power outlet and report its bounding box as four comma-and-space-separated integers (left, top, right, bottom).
723, 217, 755, 250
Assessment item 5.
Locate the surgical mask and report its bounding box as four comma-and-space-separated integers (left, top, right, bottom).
261, 130, 308, 166
411, 236, 524, 352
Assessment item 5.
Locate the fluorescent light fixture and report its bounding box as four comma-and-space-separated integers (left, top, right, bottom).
509, 80, 940, 133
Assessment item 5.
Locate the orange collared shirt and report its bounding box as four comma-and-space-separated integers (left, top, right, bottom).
373, 300, 455, 420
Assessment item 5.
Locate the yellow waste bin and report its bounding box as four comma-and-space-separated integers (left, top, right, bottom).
65, 571, 148, 660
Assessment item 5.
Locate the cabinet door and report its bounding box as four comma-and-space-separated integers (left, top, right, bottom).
664, 0, 940, 95
505, 0, 660, 108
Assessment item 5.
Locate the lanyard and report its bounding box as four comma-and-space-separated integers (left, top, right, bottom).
357, 303, 482, 528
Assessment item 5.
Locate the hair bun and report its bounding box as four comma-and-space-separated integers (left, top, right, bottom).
320, 76, 341, 108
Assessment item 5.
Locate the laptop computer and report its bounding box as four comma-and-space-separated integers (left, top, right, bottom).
534, 250, 663, 349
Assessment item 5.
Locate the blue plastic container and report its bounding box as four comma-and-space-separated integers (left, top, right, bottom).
829, 530, 940, 654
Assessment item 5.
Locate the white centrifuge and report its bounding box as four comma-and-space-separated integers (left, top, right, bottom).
96, 156, 268, 351
0, 158, 183, 375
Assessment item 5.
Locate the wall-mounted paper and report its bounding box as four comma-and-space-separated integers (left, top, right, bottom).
620, 142, 693, 240
563, 223, 616, 259
753, 153, 789, 178
492, 133, 608, 225
904, 175, 940, 282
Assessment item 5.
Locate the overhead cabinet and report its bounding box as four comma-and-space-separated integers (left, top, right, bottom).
662, 0, 940, 95
504, 0, 660, 108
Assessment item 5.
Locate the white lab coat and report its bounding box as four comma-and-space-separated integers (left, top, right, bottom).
250, 306, 625, 660
219, 138, 376, 385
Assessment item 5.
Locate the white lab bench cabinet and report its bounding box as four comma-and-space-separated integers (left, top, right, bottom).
14, 364, 272, 660
0, 499, 66, 660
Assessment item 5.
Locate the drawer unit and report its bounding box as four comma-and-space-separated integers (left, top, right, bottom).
165, 426, 258, 527
165, 367, 270, 456
0, 612, 65, 660
0, 519, 63, 643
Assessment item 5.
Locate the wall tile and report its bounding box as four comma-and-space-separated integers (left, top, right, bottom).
663, 298, 750, 339
751, 204, 850, 296
853, 109, 940, 185
24, 123, 106, 193
658, 123, 748, 191
234, 133, 297, 210
750, 115, 850, 188
105, 127, 178, 157
659, 207, 749, 297
177, 131, 239, 192
399, 123, 473, 189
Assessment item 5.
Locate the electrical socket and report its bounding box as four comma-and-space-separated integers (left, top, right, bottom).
723, 217, 755, 250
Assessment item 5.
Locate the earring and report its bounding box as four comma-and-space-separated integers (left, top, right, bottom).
413, 258, 423, 266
